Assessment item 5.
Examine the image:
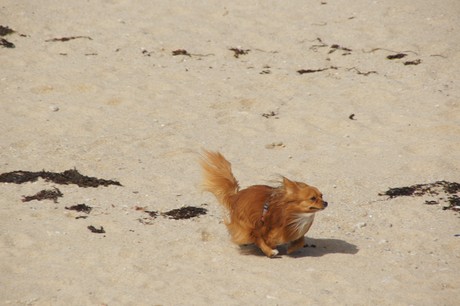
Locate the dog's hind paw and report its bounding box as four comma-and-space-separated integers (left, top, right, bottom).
269, 249, 279, 257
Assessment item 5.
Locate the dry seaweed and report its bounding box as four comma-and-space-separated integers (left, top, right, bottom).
0, 169, 122, 187
229, 48, 250, 58
22, 187, 63, 203
379, 181, 459, 197
142, 49, 153, 57
328, 44, 352, 55
347, 67, 377, 76
309, 38, 351, 55
349, 114, 356, 120
45, 36, 92, 42
65, 203, 92, 214
379, 181, 460, 212
364, 48, 418, 56
444, 182, 460, 194
145, 210, 159, 218
0, 25, 15, 36
309, 37, 328, 51
297, 66, 337, 74
404, 59, 422, 66
387, 53, 407, 60
87, 225, 105, 233
138, 205, 208, 223
0, 38, 15, 48
381, 186, 417, 198
163, 206, 207, 220
444, 195, 460, 211
262, 111, 278, 119
297, 68, 328, 74
172, 49, 191, 56
136, 207, 159, 224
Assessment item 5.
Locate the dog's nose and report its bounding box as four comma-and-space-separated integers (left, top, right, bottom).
323, 201, 328, 208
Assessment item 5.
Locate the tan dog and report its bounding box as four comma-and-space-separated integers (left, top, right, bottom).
200, 150, 328, 257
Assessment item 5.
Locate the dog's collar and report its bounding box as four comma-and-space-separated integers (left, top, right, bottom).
261, 202, 269, 222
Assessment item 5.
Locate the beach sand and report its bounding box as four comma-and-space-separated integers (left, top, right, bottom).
1, 0, 459, 305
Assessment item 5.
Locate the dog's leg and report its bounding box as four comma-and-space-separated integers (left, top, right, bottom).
287, 237, 305, 254
255, 237, 279, 257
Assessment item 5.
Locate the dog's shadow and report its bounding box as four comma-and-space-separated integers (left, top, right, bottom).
288, 238, 359, 258
239, 238, 359, 258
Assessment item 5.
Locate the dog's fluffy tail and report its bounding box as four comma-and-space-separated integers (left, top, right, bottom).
200, 150, 239, 210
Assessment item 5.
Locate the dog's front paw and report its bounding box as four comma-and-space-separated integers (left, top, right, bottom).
269, 249, 279, 257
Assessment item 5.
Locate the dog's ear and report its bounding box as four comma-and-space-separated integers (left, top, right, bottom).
283, 177, 298, 195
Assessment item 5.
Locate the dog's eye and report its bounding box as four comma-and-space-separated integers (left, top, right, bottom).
310, 197, 317, 202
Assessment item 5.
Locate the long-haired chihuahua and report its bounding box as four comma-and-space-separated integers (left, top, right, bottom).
200, 150, 328, 257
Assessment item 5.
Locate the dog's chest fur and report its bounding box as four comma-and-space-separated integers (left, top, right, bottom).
289, 213, 316, 237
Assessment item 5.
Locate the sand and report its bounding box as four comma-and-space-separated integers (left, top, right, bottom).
1, 0, 459, 305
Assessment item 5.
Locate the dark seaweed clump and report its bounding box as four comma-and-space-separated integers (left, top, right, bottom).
381, 186, 418, 198
87, 225, 105, 234
163, 206, 208, 220
0, 25, 15, 48
0, 38, 14, 48
138, 205, 208, 223
380, 181, 460, 211
22, 187, 63, 203
172, 49, 191, 56
0, 25, 15, 36
65, 203, 93, 214
0, 169, 122, 188
387, 53, 407, 60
